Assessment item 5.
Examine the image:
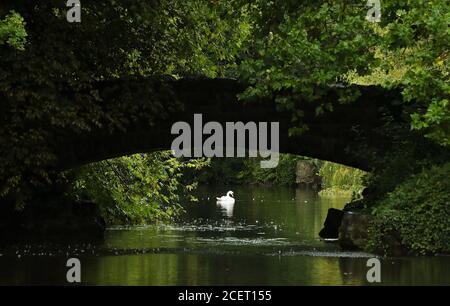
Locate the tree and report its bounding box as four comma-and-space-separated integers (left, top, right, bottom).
237, 0, 449, 143
0, 0, 249, 204
0, 0, 448, 206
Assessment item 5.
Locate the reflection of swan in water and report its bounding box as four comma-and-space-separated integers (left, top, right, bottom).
217, 201, 235, 217
216, 191, 235, 217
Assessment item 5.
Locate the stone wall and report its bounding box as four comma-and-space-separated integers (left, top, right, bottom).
295, 160, 322, 190
338, 212, 372, 250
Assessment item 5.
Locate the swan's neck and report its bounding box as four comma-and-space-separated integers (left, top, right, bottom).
227, 191, 233, 197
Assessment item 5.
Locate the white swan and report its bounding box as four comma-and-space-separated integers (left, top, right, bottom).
216, 191, 235, 204
216, 191, 235, 217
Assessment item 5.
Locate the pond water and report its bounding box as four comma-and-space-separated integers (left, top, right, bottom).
0, 186, 449, 285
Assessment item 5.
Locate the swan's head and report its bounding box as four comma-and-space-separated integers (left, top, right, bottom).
227, 191, 234, 197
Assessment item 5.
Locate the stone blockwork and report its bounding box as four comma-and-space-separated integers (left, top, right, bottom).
338, 212, 372, 250
319, 208, 373, 250
56, 78, 405, 172
295, 160, 322, 190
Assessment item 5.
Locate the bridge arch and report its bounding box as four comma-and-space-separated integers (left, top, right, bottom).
56, 78, 404, 171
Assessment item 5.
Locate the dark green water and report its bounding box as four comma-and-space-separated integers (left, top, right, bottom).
0, 186, 449, 285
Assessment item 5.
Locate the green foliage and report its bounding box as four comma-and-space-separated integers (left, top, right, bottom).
198, 156, 366, 194
411, 99, 450, 147
319, 161, 366, 190
367, 163, 450, 255
358, 122, 449, 206
381, 0, 449, 147
0, 11, 27, 50
0, 1, 250, 203
195, 157, 247, 185
238, 0, 450, 145
196, 154, 303, 186
69, 152, 208, 224
350, 0, 450, 146
0, 0, 449, 209
238, 1, 381, 133
239, 154, 303, 186
318, 161, 366, 197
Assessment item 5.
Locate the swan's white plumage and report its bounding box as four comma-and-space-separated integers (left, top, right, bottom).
216, 191, 235, 204
216, 191, 235, 217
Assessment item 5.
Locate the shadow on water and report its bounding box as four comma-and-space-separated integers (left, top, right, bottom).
0, 185, 449, 285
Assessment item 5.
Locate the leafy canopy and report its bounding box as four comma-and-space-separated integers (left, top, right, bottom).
0, 0, 448, 204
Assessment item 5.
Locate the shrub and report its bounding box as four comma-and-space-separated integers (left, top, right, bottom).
197, 154, 304, 186
367, 163, 450, 255
69, 152, 208, 225
318, 161, 366, 197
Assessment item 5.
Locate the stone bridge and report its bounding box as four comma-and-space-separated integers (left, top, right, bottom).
56, 78, 405, 171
